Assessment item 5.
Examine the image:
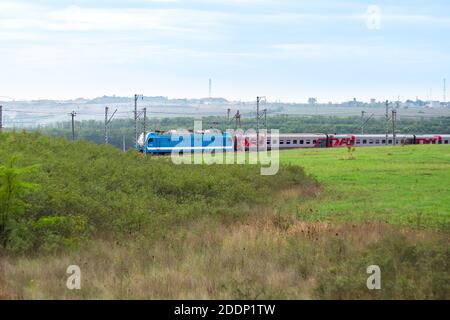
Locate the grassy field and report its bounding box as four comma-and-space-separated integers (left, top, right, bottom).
280, 145, 450, 230
0, 134, 449, 299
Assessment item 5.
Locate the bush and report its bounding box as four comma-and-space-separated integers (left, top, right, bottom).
0, 156, 39, 247
6, 215, 87, 254
0, 131, 316, 253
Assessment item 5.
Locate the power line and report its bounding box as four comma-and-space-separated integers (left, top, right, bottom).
3, 109, 65, 115
2, 107, 448, 118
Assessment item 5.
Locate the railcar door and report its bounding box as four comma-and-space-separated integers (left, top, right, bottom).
316, 137, 328, 148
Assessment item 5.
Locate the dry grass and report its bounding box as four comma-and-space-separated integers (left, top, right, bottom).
1, 205, 447, 300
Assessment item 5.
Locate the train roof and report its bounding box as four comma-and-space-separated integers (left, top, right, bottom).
415, 134, 450, 137
335, 134, 413, 138
271, 133, 327, 138
148, 129, 226, 136
143, 132, 450, 139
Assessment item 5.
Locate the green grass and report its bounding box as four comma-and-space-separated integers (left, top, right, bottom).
280, 145, 450, 230
1, 133, 449, 299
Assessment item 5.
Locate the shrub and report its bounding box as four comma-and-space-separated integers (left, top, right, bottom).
0, 156, 39, 247
0, 131, 316, 253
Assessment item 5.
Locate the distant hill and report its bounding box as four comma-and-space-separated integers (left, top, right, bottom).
0, 95, 231, 106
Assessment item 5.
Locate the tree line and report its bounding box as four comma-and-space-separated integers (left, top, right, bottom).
33, 115, 450, 150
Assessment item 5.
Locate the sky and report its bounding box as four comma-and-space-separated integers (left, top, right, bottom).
0, 0, 449, 102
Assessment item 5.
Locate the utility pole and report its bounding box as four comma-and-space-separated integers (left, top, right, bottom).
122, 136, 126, 152
392, 109, 397, 146
257, 97, 260, 152
234, 110, 241, 129
385, 100, 390, 145
143, 107, 147, 139
105, 107, 109, 144
256, 97, 266, 152
134, 94, 143, 146
225, 108, 231, 131
361, 111, 365, 134
104, 106, 118, 144
69, 111, 76, 141
0, 105, 3, 131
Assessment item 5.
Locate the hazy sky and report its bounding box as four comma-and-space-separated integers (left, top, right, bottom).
0, 0, 449, 102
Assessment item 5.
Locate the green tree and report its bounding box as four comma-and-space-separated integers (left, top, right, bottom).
0, 156, 39, 246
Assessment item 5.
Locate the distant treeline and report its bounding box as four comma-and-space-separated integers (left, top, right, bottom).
34, 115, 450, 150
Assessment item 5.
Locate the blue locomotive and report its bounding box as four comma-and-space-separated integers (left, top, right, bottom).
137, 129, 234, 154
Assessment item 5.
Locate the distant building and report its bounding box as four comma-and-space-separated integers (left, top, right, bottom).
200, 97, 228, 105
426, 101, 440, 108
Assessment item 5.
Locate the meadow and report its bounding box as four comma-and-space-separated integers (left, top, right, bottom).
0, 132, 448, 299
280, 145, 450, 230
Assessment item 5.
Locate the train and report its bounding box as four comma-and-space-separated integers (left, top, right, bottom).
137, 130, 234, 154
137, 131, 450, 154
272, 134, 450, 148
